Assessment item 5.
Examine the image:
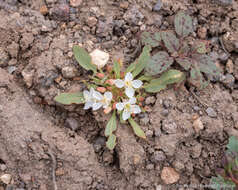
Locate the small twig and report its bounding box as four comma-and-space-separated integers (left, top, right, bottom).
190, 89, 209, 108
47, 149, 58, 190
219, 36, 230, 57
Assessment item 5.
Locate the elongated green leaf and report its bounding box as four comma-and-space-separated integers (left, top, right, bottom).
105, 111, 117, 137
137, 75, 153, 82
176, 57, 192, 70
128, 118, 146, 139
210, 175, 235, 190
106, 134, 116, 150
145, 51, 174, 76
174, 11, 193, 37
132, 46, 151, 77
113, 60, 121, 79
144, 70, 185, 93
227, 136, 238, 154
126, 61, 137, 73
54, 92, 85, 105
161, 31, 179, 54
179, 41, 190, 56
73, 46, 97, 73
141, 32, 161, 47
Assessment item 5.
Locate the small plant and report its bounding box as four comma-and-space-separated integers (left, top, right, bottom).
54, 44, 184, 150
210, 136, 238, 190
140, 11, 221, 87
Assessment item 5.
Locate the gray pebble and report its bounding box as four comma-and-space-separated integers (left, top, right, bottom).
146, 130, 154, 138
161, 109, 169, 117
146, 164, 154, 170
145, 96, 156, 105
152, 151, 166, 162
206, 107, 217, 118
7, 66, 17, 74
193, 106, 201, 111
153, 0, 163, 12
93, 136, 106, 153
65, 118, 79, 131
221, 74, 235, 89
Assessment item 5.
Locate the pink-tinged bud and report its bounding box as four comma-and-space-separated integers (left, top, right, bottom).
138, 103, 142, 107
104, 107, 112, 114
119, 91, 124, 97
118, 59, 123, 67
105, 79, 114, 85
138, 96, 145, 102
120, 72, 125, 78
131, 113, 135, 117
96, 73, 105, 79
112, 102, 117, 110
97, 87, 106, 93
106, 65, 113, 73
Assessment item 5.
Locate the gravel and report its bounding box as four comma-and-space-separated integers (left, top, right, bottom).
206, 107, 217, 118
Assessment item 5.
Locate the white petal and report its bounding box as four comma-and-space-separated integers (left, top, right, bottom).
83, 90, 90, 100
104, 91, 112, 100
132, 80, 143, 89
129, 97, 136, 104
125, 87, 135, 98
116, 103, 124, 111
125, 72, 133, 82
92, 102, 103, 111
84, 102, 93, 110
131, 105, 141, 114
122, 110, 131, 121
114, 79, 124, 88
93, 91, 103, 100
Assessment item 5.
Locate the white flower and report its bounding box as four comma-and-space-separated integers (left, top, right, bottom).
92, 91, 113, 111
83, 88, 96, 110
116, 97, 141, 121
114, 72, 143, 98
90, 49, 110, 69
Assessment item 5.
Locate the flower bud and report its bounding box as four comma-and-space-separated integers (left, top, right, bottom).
104, 107, 112, 114
96, 73, 105, 79
112, 103, 117, 110
131, 113, 135, 117
139, 103, 143, 107
105, 79, 114, 85
107, 86, 113, 91
97, 87, 106, 93
120, 72, 125, 78
138, 96, 145, 102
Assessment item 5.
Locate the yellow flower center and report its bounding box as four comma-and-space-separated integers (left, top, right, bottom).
125, 80, 132, 87
125, 103, 131, 111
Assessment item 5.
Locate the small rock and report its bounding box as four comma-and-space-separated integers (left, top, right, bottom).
50, 4, 70, 22
145, 96, 156, 105
193, 118, 204, 133
7, 66, 17, 74
103, 151, 114, 165
221, 74, 235, 89
197, 27, 207, 39
145, 130, 153, 138
8, 59, 17, 66
161, 167, 180, 184
0, 164, 7, 171
152, 151, 166, 163
140, 114, 150, 125
0, 174, 11, 184
120, 2, 129, 9
190, 143, 202, 158
65, 118, 79, 131
20, 33, 34, 51
153, 0, 163, 12
226, 59, 234, 73
161, 109, 169, 117
206, 107, 217, 118
87, 17, 97, 27
7, 42, 19, 58
162, 119, 178, 134
40, 5, 48, 15
70, 0, 83, 7
219, 52, 229, 62
90, 49, 109, 69
193, 106, 201, 111
123, 6, 144, 25
163, 100, 171, 109
93, 136, 106, 153
55, 168, 64, 176
0, 48, 9, 66
146, 164, 154, 170
173, 160, 185, 171
61, 66, 78, 79
21, 68, 35, 88
215, 0, 233, 6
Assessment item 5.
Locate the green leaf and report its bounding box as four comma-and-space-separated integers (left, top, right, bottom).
126, 61, 137, 73
193, 54, 220, 77
132, 46, 151, 77
193, 40, 210, 54
120, 111, 126, 124
113, 60, 121, 79
176, 57, 192, 70
145, 51, 174, 76
227, 136, 238, 154
161, 31, 179, 54
137, 75, 154, 82
105, 111, 117, 137
54, 92, 85, 105
73, 46, 97, 73
141, 32, 161, 47
106, 134, 117, 150
174, 11, 193, 37
179, 41, 190, 56
128, 118, 146, 139
144, 69, 185, 93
